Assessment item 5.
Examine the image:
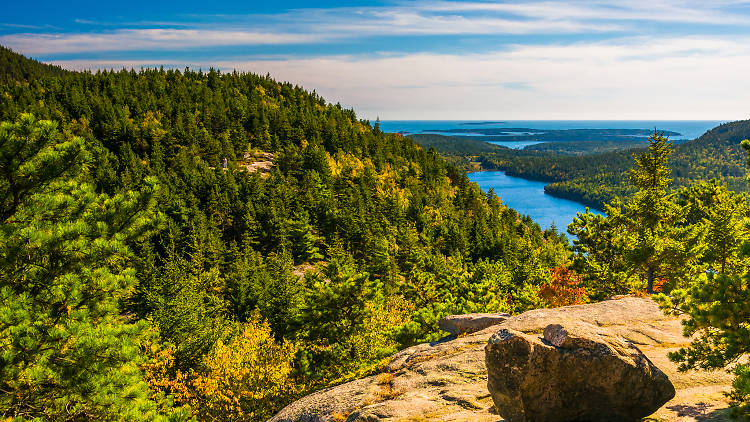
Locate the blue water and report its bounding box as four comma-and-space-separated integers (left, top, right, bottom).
488, 140, 544, 150
468, 171, 602, 230
381, 120, 722, 230
379, 120, 723, 141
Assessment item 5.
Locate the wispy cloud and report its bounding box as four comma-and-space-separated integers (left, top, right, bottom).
50, 35, 750, 120
423, 0, 750, 25
0, 29, 328, 54
1, 23, 44, 29
5, 1, 750, 55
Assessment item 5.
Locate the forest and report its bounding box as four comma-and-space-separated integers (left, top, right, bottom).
3, 45, 750, 421
419, 127, 681, 142
0, 47, 570, 420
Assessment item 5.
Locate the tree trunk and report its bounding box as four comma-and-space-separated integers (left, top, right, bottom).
646, 266, 654, 294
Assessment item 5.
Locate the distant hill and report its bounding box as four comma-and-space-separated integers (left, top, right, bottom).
514, 120, 750, 208
409, 133, 505, 155
410, 120, 750, 209
0, 46, 67, 82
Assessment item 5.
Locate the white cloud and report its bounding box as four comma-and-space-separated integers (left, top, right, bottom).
272, 6, 621, 36
0, 29, 327, 55
6, 1, 750, 55
421, 0, 750, 25
58, 36, 742, 120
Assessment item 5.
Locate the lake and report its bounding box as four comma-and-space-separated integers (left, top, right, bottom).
487, 140, 543, 150
468, 170, 602, 231
381, 120, 722, 230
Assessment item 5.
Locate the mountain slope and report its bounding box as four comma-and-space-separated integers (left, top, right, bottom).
0, 46, 67, 82
544, 120, 750, 208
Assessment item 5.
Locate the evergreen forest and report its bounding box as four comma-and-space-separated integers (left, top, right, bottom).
0, 47, 569, 420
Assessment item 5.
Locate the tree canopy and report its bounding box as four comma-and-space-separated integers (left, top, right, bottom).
0, 46, 570, 420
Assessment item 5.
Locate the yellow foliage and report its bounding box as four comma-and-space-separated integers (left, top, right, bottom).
349, 296, 414, 367
331, 411, 349, 422
374, 165, 410, 210
422, 205, 444, 227
328, 152, 367, 178
375, 372, 394, 385
143, 315, 298, 421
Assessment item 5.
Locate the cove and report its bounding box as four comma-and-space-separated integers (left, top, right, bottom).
467, 170, 603, 231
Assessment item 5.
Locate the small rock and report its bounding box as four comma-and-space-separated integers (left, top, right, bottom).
438, 313, 510, 335
543, 322, 604, 350
485, 322, 675, 422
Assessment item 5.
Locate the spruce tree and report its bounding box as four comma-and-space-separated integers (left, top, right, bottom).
570, 132, 681, 297
624, 132, 681, 293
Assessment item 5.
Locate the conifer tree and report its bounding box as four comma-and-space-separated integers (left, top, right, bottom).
655, 140, 750, 417
625, 132, 680, 293
570, 132, 681, 297
0, 114, 182, 419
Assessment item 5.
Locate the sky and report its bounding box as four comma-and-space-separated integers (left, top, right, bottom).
2, 0, 750, 120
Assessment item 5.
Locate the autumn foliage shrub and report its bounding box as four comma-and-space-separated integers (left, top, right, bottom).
538, 267, 588, 308
635, 277, 667, 297
144, 313, 298, 421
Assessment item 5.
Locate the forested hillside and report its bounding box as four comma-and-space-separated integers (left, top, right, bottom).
0, 46, 67, 82
0, 47, 570, 420
543, 121, 749, 207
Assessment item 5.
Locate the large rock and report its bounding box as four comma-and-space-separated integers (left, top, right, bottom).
485, 321, 676, 422
438, 312, 510, 335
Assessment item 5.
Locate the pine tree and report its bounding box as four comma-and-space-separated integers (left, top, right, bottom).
0, 115, 183, 419
625, 132, 680, 293
654, 140, 750, 417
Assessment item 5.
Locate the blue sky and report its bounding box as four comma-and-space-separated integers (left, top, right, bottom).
3, 1, 750, 120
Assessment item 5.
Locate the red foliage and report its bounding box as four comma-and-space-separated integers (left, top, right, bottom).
653, 277, 666, 293
636, 277, 666, 297
538, 267, 588, 308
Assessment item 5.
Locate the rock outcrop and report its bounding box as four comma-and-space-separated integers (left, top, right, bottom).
485, 321, 675, 422
438, 312, 510, 335
269, 297, 734, 422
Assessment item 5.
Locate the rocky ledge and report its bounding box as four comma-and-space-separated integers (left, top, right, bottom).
438, 312, 510, 336
270, 297, 734, 422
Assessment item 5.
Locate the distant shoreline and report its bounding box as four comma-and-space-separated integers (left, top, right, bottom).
460, 121, 505, 125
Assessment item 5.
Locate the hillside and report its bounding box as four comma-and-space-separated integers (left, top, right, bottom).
542, 120, 749, 208
0, 46, 66, 82
524, 139, 650, 155
0, 46, 570, 420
